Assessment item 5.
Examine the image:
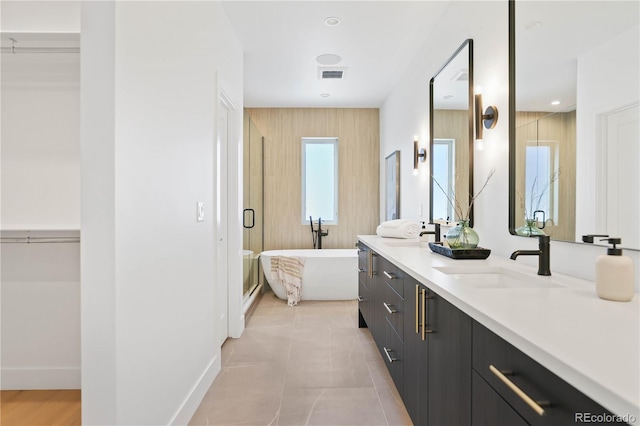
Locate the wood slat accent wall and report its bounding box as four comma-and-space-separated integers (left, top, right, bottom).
433, 109, 471, 220
515, 111, 577, 241
246, 108, 380, 250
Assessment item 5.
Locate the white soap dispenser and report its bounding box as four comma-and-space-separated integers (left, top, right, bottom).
595, 238, 635, 302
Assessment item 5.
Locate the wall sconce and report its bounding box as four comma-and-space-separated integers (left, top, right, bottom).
475, 93, 498, 149
413, 139, 426, 173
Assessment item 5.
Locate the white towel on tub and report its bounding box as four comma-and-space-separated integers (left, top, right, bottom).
271, 256, 305, 306
376, 219, 421, 239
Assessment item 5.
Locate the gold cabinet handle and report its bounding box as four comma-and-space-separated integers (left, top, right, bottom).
383, 302, 396, 314
383, 270, 396, 280
415, 285, 419, 334
383, 347, 397, 363
370, 252, 376, 276
489, 365, 550, 416
421, 289, 433, 340
367, 251, 377, 278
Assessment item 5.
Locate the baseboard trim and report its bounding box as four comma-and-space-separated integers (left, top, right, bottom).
1, 367, 81, 390
244, 283, 264, 325
169, 352, 221, 425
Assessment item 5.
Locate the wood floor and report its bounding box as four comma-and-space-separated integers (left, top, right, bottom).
0, 390, 81, 426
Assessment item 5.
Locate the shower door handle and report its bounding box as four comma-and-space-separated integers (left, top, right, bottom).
243, 208, 255, 229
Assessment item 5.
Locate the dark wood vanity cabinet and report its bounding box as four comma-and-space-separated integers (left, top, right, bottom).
357, 242, 471, 426
357, 243, 375, 330
403, 276, 473, 426
357, 242, 619, 426
402, 278, 429, 425
426, 288, 472, 425
472, 369, 528, 426
378, 255, 413, 396
472, 321, 616, 426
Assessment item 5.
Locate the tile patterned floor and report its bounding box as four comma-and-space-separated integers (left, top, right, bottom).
189, 292, 413, 426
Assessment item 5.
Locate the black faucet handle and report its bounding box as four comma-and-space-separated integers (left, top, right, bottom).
582, 234, 609, 243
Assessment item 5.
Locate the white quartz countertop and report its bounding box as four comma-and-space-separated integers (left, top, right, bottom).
358, 235, 640, 422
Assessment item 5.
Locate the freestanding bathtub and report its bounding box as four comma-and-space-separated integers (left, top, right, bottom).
260, 249, 358, 301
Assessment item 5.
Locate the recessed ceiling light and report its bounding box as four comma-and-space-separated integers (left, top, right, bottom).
551, 100, 561, 105
320, 93, 330, 98
324, 17, 341, 27
525, 21, 542, 30
316, 54, 342, 66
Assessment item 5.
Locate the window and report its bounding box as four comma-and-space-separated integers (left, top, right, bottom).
301, 138, 338, 224
432, 138, 455, 221
525, 140, 559, 223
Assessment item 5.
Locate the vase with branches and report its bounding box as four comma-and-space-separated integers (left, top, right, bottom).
432, 169, 495, 249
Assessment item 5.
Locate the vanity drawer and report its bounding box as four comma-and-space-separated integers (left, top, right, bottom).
472, 370, 528, 426
380, 258, 404, 297
472, 321, 613, 426
384, 318, 404, 393
383, 282, 404, 337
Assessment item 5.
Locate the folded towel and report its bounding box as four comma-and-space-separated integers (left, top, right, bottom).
376, 220, 421, 239
377, 219, 407, 229
271, 256, 305, 306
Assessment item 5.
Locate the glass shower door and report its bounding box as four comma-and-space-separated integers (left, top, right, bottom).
243, 111, 264, 300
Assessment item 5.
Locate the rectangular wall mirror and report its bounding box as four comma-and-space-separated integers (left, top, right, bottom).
508, 0, 639, 250
385, 150, 400, 221
430, 39, 474, 226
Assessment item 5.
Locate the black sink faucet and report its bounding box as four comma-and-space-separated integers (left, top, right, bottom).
420, 223, 441, 242
510, 235, 551, 276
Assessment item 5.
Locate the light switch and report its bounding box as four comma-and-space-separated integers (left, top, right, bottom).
197, 202, 205, 222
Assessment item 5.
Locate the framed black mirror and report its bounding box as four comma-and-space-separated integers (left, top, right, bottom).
509, 0, 639, 250
429, 39, 474, 226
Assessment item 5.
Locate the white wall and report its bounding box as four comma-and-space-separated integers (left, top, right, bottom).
381, 1, 507, 239
0, 1, 80, 32
1, 79, 80, 229
1, 232, 80, 389
380, 1, 639, 289
81, 2, 243, 425
575, 25, 640, 243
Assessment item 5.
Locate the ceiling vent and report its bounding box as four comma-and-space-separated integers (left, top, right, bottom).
323, 70, 343, 79
318, 67, 348, 80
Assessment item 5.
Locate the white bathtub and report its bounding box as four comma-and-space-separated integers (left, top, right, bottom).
260, 249, 358, 301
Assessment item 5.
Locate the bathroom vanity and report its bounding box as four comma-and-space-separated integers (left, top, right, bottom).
357, 235, 639, 426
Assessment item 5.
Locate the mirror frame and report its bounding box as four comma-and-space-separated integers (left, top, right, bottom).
385, 150, 401, 221
508, 0, 639, 250
508, 0, 516, 234
429, 39, 475, 227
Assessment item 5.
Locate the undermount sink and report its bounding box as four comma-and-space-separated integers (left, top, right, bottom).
434, 265, 565, 289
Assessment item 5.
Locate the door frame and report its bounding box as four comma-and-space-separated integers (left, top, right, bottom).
218, 84, 244, 341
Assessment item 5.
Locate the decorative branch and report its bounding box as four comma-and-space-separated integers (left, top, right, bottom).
432, 175, 463, 219
465, 168, 496, 220
432, 168, 495, 222
522, 169, 561, 220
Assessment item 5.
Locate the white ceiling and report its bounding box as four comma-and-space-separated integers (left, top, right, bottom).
220, 1, 449, 108
222, 0, 640, 110
2, 1, 637, 111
